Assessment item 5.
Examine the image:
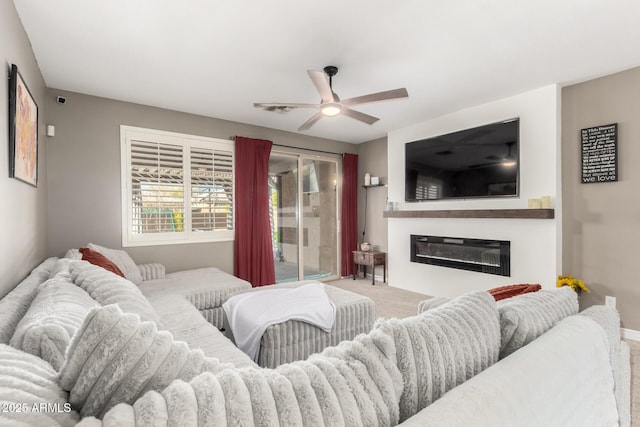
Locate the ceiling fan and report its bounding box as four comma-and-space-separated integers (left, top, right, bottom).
254, 66, 409, 131
469, 142, 518, 169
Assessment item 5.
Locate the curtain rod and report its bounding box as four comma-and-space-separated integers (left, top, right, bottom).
229, 136, 345, 156
273, 143, 343, 156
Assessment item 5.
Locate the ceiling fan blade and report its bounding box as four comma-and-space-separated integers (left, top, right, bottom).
298, 112, 324, 131
254, 102, 319, 109
341, 107, 379, 125
341, 88, 408, 107
307, 70, 336, 103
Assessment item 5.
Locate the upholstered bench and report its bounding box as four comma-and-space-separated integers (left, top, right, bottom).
226, 281, 376, 368
137, 267, 251, 330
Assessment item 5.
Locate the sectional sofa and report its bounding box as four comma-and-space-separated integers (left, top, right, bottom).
0, 254, 631, 426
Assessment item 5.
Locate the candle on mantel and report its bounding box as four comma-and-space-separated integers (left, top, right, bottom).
541, 196, 551, 209
528, 198, 541, 209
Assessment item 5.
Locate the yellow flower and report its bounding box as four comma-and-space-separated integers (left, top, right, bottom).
556, 274, 590, 293
556, 275, 573, 288
575, 279, 590, 293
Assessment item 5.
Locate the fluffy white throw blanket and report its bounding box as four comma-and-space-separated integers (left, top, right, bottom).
400, 315, 619, 427
223, 282, 336, 361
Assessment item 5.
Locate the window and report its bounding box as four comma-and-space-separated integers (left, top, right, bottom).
121, 126, 234, 246
415, 175, 442, 200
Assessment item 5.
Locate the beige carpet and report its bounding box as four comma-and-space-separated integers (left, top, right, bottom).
328, 277, 640, 426
328, 277, 431, 319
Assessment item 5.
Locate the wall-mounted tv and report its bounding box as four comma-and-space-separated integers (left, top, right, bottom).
405, 118, 519, 202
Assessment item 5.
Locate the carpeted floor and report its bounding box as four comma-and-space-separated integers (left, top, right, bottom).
328, 276, 640, 426
328, 276, 431, 319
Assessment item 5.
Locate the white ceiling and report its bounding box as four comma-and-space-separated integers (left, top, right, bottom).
12, 0, 640, 144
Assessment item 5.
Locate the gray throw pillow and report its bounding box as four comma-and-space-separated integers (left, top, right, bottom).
10, 275, 98, 371
375, 290, 501, 422
87, 243, 143, 285
69, 261, 160, 324
497, 286, 578, 358
417, 296, 450, 313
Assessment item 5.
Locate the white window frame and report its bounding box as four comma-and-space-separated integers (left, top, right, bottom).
120, 125, 234, 247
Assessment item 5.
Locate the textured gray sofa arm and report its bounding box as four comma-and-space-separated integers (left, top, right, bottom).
578, 305, 630, 427
417, 297, 450, 314
137, 263, 166, 281
617, 342, 631, 427
578, 305, 620, 353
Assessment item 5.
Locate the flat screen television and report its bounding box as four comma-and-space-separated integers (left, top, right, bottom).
405, 118, 519, 202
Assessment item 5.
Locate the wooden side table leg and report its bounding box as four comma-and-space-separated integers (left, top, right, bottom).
371, 265, 375, 286
353, 261, 356, 280
383, 261, 386, 283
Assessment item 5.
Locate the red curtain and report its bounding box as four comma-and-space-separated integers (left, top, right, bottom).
234, 136, 275, 287
341, 153, 359, 277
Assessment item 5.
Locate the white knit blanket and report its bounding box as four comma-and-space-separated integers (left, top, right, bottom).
223, 282, 336, 361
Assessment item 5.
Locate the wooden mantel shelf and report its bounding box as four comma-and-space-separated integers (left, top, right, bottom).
383, 209, 554, 219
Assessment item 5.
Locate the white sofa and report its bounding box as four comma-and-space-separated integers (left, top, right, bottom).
0, 256, 630, 426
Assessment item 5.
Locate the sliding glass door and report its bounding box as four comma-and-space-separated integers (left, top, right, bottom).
301, 158, 338, 280
269, 155, 300, 282
269, 152, 340, 283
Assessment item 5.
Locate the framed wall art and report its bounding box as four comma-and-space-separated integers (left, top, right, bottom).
581, 123, 617, 184
9, 64, 38, 187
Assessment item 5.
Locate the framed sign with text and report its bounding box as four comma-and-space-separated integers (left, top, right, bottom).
581, 123, 617, 184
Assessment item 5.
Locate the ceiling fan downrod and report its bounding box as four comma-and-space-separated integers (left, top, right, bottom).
323, 65, 338, 89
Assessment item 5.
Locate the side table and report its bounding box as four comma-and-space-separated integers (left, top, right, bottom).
352, 250, 386, 285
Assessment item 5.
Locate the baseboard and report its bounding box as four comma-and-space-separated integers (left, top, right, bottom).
621, 328, 640, 341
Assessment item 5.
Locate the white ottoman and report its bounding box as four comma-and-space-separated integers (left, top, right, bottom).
227, 281, 376, 368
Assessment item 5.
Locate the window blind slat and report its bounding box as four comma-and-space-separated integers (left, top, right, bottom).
190, 146, 233, 233
130, 141, 185, 234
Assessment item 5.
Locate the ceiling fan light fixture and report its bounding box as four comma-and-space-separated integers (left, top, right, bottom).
321, 103, 341, 116
502, 141, 517, 167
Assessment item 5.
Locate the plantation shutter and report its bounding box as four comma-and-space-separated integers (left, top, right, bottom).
130, 140, 184, 235
122, 126, 234, 246
416, 176, 442, 200
190, 146, 234, 232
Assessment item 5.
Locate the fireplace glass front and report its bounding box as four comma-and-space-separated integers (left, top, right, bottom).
410, 235, 510, 276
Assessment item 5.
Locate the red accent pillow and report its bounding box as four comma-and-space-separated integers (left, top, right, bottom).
487, 284, 541, 301
79, 247, 125, 278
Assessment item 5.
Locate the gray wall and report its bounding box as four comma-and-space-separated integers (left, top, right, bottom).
0, 1, 48, 298
562, 66, 640, 330
357, 137, 388, 253
46, 89, 354, 274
